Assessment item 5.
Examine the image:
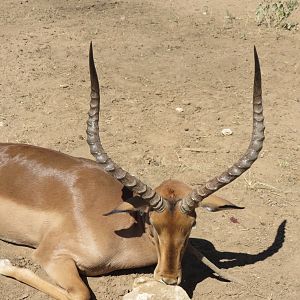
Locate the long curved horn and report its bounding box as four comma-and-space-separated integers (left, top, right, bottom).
86, 42, 166, 212
180, 47, 265, 214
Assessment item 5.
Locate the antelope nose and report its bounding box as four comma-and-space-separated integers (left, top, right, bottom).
160, 277, 178, 285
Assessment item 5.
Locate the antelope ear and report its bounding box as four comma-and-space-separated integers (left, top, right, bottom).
200, 195, 244, 212
103, 196, 148, 216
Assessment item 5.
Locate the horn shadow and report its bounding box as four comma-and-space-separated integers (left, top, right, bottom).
181, 220, 287, 298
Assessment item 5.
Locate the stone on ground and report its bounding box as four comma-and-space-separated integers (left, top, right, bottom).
122, 276, 190, 300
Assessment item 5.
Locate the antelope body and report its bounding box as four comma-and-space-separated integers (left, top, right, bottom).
0, 44, 264, 300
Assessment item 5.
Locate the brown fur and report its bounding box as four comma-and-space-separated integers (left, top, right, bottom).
1, 43, 260, 299
0, 144, 241, 298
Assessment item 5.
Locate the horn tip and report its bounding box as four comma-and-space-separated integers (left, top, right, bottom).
89, 42, 94, 60
253, 46, 260, 66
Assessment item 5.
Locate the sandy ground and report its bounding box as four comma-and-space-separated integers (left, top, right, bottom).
0, 0, 299, 299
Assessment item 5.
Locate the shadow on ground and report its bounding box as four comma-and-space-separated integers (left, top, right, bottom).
82, 220, 286, 299
181, 220, 286, 297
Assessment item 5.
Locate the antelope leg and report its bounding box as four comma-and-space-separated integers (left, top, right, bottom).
0, 259, 69, 300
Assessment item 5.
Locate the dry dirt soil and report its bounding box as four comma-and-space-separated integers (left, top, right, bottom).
0, 0, 299, 299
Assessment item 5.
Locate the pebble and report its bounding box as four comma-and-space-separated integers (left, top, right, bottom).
18, 294, 29, 300
175, 107, 184, 113
221, 128, 233, 136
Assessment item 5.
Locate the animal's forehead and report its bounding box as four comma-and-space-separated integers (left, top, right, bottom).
165, 199, 181, 212
150, 203, 195, 225
155, 179, 193, 200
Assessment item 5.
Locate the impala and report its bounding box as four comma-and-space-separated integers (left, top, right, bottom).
0, 44, 264, 300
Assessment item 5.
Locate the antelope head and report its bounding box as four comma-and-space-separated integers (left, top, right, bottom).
86, 43, 264, 285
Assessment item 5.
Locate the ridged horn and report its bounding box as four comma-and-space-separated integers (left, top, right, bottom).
86, 42, 166, 212
180, 47, 265, 214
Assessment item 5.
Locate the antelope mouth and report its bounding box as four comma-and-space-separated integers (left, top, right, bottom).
159, 276, 181, 285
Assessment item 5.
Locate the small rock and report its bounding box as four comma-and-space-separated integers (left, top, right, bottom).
123, 277, 190, 300
59, 84, 69, 88
183, 100, 191, 105
18, 294, 29, 300
221, 128, 233, 136
175, 107, 184, 113
0, 121, 4, 127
